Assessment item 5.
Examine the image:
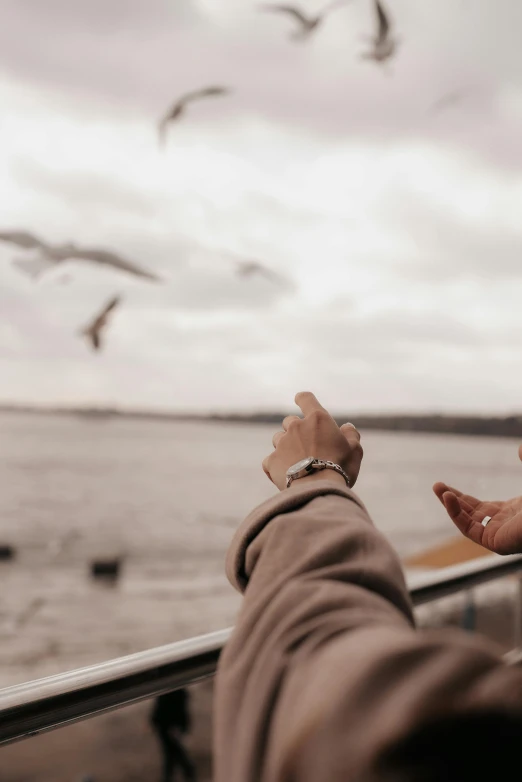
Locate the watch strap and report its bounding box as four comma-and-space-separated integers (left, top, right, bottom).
312, 459, 353, 488
286, 459, 352, 488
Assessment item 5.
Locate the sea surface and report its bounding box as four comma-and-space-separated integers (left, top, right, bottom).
1, 411, 522, 687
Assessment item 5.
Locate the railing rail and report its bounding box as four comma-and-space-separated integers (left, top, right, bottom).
1, 553, 522, 746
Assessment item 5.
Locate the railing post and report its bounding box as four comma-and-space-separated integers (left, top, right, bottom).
461, 590, 476, 633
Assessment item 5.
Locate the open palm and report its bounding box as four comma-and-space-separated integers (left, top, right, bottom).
434, 446, 522, 555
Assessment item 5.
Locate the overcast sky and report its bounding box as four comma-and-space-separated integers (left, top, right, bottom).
1, 0, 522, 414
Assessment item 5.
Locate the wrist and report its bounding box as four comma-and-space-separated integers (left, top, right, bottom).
287, 469, 348, 489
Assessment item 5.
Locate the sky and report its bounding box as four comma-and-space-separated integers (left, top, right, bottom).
1, 0, 522, 414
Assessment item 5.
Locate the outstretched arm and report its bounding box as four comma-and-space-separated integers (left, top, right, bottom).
214, 394, 522, 782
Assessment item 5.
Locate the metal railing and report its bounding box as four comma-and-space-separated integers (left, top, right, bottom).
1, 554, 522, 746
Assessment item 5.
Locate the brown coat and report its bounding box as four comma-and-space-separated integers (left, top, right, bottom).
214, 480, 522, 781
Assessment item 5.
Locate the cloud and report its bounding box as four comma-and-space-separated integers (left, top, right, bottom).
2, 0, 522, 411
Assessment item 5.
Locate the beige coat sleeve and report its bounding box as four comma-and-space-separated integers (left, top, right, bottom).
214, 480, 522, 782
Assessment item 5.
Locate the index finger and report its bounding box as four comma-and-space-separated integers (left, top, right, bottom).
295, 391, 327, 417
433, 482, 480, 507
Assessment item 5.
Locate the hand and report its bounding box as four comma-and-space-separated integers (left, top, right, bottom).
433, 445, 522, 555
262, 391, 363, 491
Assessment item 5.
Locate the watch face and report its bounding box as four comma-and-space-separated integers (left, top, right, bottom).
287, 457, 314, 476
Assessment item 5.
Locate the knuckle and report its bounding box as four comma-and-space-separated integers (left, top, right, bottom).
287, 419, 300, 434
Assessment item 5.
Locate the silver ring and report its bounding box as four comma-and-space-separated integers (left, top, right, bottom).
481, 515, 492, 528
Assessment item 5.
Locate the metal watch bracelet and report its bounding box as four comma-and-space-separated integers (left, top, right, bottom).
286, 459, 353, 488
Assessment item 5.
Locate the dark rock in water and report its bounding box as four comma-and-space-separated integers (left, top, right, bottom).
0, 545, 15, 561
90, 559, 121, 580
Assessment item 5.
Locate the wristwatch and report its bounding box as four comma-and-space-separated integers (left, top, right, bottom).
285, 457, 352, 489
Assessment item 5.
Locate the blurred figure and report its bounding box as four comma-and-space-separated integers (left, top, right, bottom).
151, 689, 196, 782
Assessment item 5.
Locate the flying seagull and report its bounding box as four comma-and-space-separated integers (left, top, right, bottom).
430, 88, 470, 115
0, 230, 160, 282
158, 86, 230, 146
235, 260, 283, 284
361, 0, 397, 63
81, 295, 121, 352
260, 1, 349, 40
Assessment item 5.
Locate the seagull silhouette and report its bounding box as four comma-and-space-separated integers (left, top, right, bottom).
361, 0, 397, 63
158, 86, 230, 146
430, 88, 470, 115
260, 1, 349, 40
235, 260, 282, 284
0, 230, 160, 281
81, 295, 121, 352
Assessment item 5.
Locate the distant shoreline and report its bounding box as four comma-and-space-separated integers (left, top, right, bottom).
2, 404, 522, 438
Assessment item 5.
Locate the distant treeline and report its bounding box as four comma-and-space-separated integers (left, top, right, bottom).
207, 413, 522, 438
2, 405, 522, 438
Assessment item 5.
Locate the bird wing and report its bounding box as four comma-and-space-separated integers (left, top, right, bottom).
99, 295, 121, 318
90, 331, 101, 351
91, 296, 121, 330
82, 296, 121, 351
375, 0, 390, 41
159, 86, 229, 143
0, 230, 49, 252
159, 97, 185, 136
188, 85, 230, 100
62, 247, 160, 281
165, 86, 228, 115
260, 4, 311, 26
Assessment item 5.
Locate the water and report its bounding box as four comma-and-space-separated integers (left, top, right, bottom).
1, 411, 522, 686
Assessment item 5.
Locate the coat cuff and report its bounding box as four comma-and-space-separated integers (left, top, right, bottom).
226, 480, 367, 592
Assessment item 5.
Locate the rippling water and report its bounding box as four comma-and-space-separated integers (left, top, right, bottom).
1, 411, 522, 686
